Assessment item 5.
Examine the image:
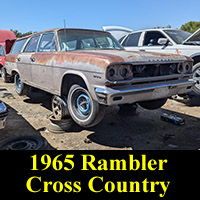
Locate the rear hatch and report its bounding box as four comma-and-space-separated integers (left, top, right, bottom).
102, 26, 133, 40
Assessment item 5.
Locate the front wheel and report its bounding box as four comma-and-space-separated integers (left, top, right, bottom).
67, 84, 106, 128
192, 63, 200, 95
14, 73, 29, 96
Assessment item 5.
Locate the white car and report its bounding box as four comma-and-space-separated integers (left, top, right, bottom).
103, 26, 200, 95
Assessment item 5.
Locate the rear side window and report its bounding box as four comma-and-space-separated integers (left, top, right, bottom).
24, 35, 40, 52
38, 33, 57, 52
122, 32, 141, 47
10, 39, 27, 54
0, 45, 5, 56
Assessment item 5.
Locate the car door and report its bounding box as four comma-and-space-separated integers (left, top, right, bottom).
19, 35, 41, 84
30, 32, 57, 92
121, 32, 142, 51
140, 30, 177, 54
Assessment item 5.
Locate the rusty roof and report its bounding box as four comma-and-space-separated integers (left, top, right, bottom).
16, 28, 109, 40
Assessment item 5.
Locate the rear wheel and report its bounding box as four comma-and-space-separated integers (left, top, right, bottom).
1, 67, 10, 83
67, 84, 106, 127
14, 73, 29, 96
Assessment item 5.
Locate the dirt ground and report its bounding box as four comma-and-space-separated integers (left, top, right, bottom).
0, 78, 200, 150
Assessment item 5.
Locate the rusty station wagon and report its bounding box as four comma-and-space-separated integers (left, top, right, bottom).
4, 28, 195, 127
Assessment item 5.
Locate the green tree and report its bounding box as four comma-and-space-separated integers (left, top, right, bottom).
180, 21, 200, 33
10, 29, 34, 38
154, 25, 172, 29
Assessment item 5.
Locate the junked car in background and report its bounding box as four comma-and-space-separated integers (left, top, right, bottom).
4, 28, 195, 128
0, 30, 16, 81
103, 26, 200, 95
0, 101, 8, 129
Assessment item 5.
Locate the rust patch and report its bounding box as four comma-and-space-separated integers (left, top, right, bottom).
5, 55, 18, 62
32, 51, 125, 69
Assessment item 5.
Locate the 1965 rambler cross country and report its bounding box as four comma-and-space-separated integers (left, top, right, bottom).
4, 28, 195, 127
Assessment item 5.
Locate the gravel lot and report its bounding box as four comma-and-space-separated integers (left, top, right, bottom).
0, 78, 200, 150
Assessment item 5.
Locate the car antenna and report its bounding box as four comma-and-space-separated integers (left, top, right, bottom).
64, 19, 66, 28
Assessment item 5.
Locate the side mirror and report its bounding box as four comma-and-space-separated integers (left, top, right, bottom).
158, 38, 169, 46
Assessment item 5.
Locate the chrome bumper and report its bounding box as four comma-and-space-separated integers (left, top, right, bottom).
95, 79, 195, 105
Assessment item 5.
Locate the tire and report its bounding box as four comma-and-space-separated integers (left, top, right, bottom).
47, 114, 74, 133
138, 98, 167, 110
0, 135, 47, 150
1, 67, 10, 83
67, 84, 106, 128
192, 63, 200, 95
14, 73, 29, 96
52, 95, 70, 120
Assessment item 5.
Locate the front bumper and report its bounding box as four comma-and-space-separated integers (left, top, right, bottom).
95, 79, 195, 105
0, 102, 8, 129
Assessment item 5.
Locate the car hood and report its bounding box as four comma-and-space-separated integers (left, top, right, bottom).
183, 28, 200, 44
55, 50, 190, 70
80, 50, 189, 64
30, 50, 190, 73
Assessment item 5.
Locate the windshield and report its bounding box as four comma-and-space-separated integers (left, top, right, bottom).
57, 29, 124, 51
164, 30, 191, 44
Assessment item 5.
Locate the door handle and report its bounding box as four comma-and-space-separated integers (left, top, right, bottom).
139, 49, 146, 52
17, 57, 21, 62
30, 57, 35, 62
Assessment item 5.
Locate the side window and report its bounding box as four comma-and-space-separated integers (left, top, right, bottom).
38, 33, 57, 52
143, 31, 166, 46
118, 35, 126, 44
0, 45, 5, 56
24, 35, 40, 52
81, 38, 96, 49
10, 39, 27, 54
122, 32, 141, 47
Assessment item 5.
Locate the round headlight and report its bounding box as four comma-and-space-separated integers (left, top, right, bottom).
184, 62, 192, 73
177, 62, 192, 74
119, 65, 133, 80
177, 63, 184, 74
108, 68, 115, 77
107, 66, 118, 81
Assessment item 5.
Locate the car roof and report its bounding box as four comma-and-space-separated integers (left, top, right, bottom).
16, 28, 110, 41
129, 28, 180, 34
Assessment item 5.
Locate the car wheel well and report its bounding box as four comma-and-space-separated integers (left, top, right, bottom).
11, 70, 18, 76
61, 74, 87, 97
192, 55, 200, 65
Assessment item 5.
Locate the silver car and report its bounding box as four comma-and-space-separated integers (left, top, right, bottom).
4, 28, 195, 128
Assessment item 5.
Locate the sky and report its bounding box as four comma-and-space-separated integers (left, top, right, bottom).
0, 0, 200, 33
